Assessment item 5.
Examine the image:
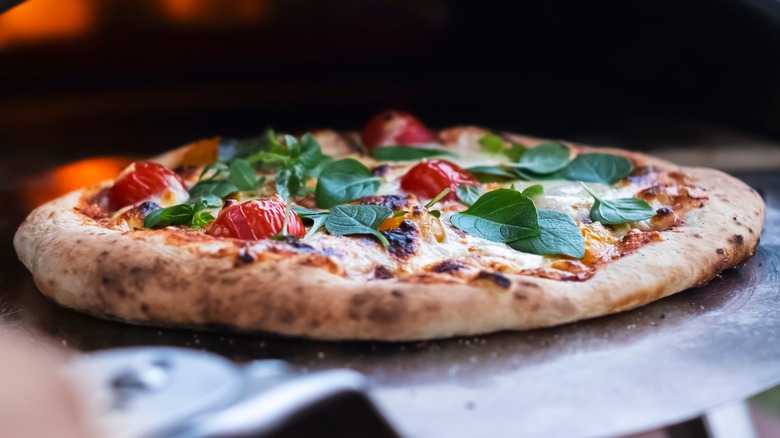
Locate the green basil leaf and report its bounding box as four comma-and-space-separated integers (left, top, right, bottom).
504, 144, 526, 161
580, 182, 655, 224
456, 184, 480, 206
508, 210, 584, 258
521, 184, 544, 197
291, 206, 327, 218
306, 214, 329, 238
284, 134, 301, 156
466, 166, 517, 182
324, 204, 392, 246
190, 210, 215, 230
563, 153, 632, 184
218, 135, 268, 162
370, 146, 457, 161
450, 189, 539, 242
276, 167, 303, 200
505, 141, 570, 174
189, 180, 239, 199
478, 134, 504, 154
315, 159, 381, 209
298, 133, 329, 177
198, 194, 224, 208
429, 210, 441, 218
228, 159, 258, 191
144, 204, 194, 229
393, 211, 408, 218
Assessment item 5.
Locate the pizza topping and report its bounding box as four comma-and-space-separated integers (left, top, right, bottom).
560, 154, 633, 184
580, 182, 656, 224
355, 195, 411, 211
322, 204, 393, 247
450, 189, 539, 242
145, 196, 222, 230
108, 162, 188, 210
400, 159, 478, 200
504, 141, 571, 176
455, 184, 480, 206
507, 210, 585, 259
315, 159, 381, 209
381, 220, 419, 258
207, 199, 305, 240
361, 110, 434, 148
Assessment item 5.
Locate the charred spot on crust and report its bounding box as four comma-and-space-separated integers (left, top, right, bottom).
356, 195, 410, 211
476, 271, 511, 288
238, 249, 255, 264
627, 166, 660, 186
371, 164, 392, 177
617, 230, 661, 254
730, 234, 744, 245
655, 207, 674, 218
373, 265, 395, 279
432, 260, 465, 273
716, 248, 725, 255
381, 220, 418, 258
288, 240, 315, 252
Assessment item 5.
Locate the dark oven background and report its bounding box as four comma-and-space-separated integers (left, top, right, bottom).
1, 0, 780, 180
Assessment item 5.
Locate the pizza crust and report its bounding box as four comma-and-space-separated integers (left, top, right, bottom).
13, 142, 764, 340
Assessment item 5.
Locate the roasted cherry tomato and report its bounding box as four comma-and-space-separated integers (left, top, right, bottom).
400, 159, 479, 200
108, 162, 187, 210
361, 110, 434, 148
207, 199, 305, 240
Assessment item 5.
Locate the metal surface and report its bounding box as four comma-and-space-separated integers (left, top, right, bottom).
69, 347, 396, 438
1, 171, 779, 437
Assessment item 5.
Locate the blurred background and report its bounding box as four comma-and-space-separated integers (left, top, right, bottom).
1, 0, 780, 436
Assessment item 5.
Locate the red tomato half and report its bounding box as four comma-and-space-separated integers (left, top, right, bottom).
108, 162, 187, 210
400, 159, 479, 200
207, 199, 305, 240
361, 110, 434, 148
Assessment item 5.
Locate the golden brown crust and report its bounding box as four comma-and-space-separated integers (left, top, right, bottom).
13, 134, 765, 340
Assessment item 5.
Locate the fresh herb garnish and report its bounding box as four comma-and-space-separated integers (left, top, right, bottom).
521, 184, 544, 197
563, 154, 632, 185
143, 195, 222, 230
450, 189, 539, 242
456, 184, 480, 206
504, 143, 526, 161
324, 204, 393, 247
423, 188, 450, 218
315, 159, 382, 208
228, 159, 262, 191
580, 182, 655, 224
466, 166, 517, 183
478, 134, 504, 154
393, 210, 408, 218
507, 209, 585, 258
291, 206, 330, 238
505, 141, 571, 174
371, 146, 457, 161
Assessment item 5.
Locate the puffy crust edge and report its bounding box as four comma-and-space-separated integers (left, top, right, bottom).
13, 144, 765, 340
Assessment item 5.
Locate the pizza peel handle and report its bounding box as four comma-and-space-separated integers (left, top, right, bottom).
69, 347, 399, 438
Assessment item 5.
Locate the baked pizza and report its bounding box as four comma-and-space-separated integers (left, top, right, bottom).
14, 111, 765, 340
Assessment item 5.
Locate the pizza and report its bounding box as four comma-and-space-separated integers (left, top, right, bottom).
13, 111, 765, 340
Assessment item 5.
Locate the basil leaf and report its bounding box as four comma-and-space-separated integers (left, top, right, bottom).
521, 184, 544, 197
189, 180, 239, 199
370, 146, 457, 161
478, 134, 504, 154
306, 214, 329, 238
315, 159, 381, 209
580, 182, 655, 224
508, 210, 584, 258
466, 166, 517, 183
291, 206, 327, 218
276, 167, 303, 200
198, 194, 224, 208
218, 135, 267, 162
450, 189, 539, 242
144, 204, 194, 229
324, 204, 392, 246
228, 159, 258, 191
393, 211, 408, 218
504, 144, 526, 161
191, 210, 216, 230
563, 154, 632, 184
456, 184, 480, 206
506, 141, 570, 174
